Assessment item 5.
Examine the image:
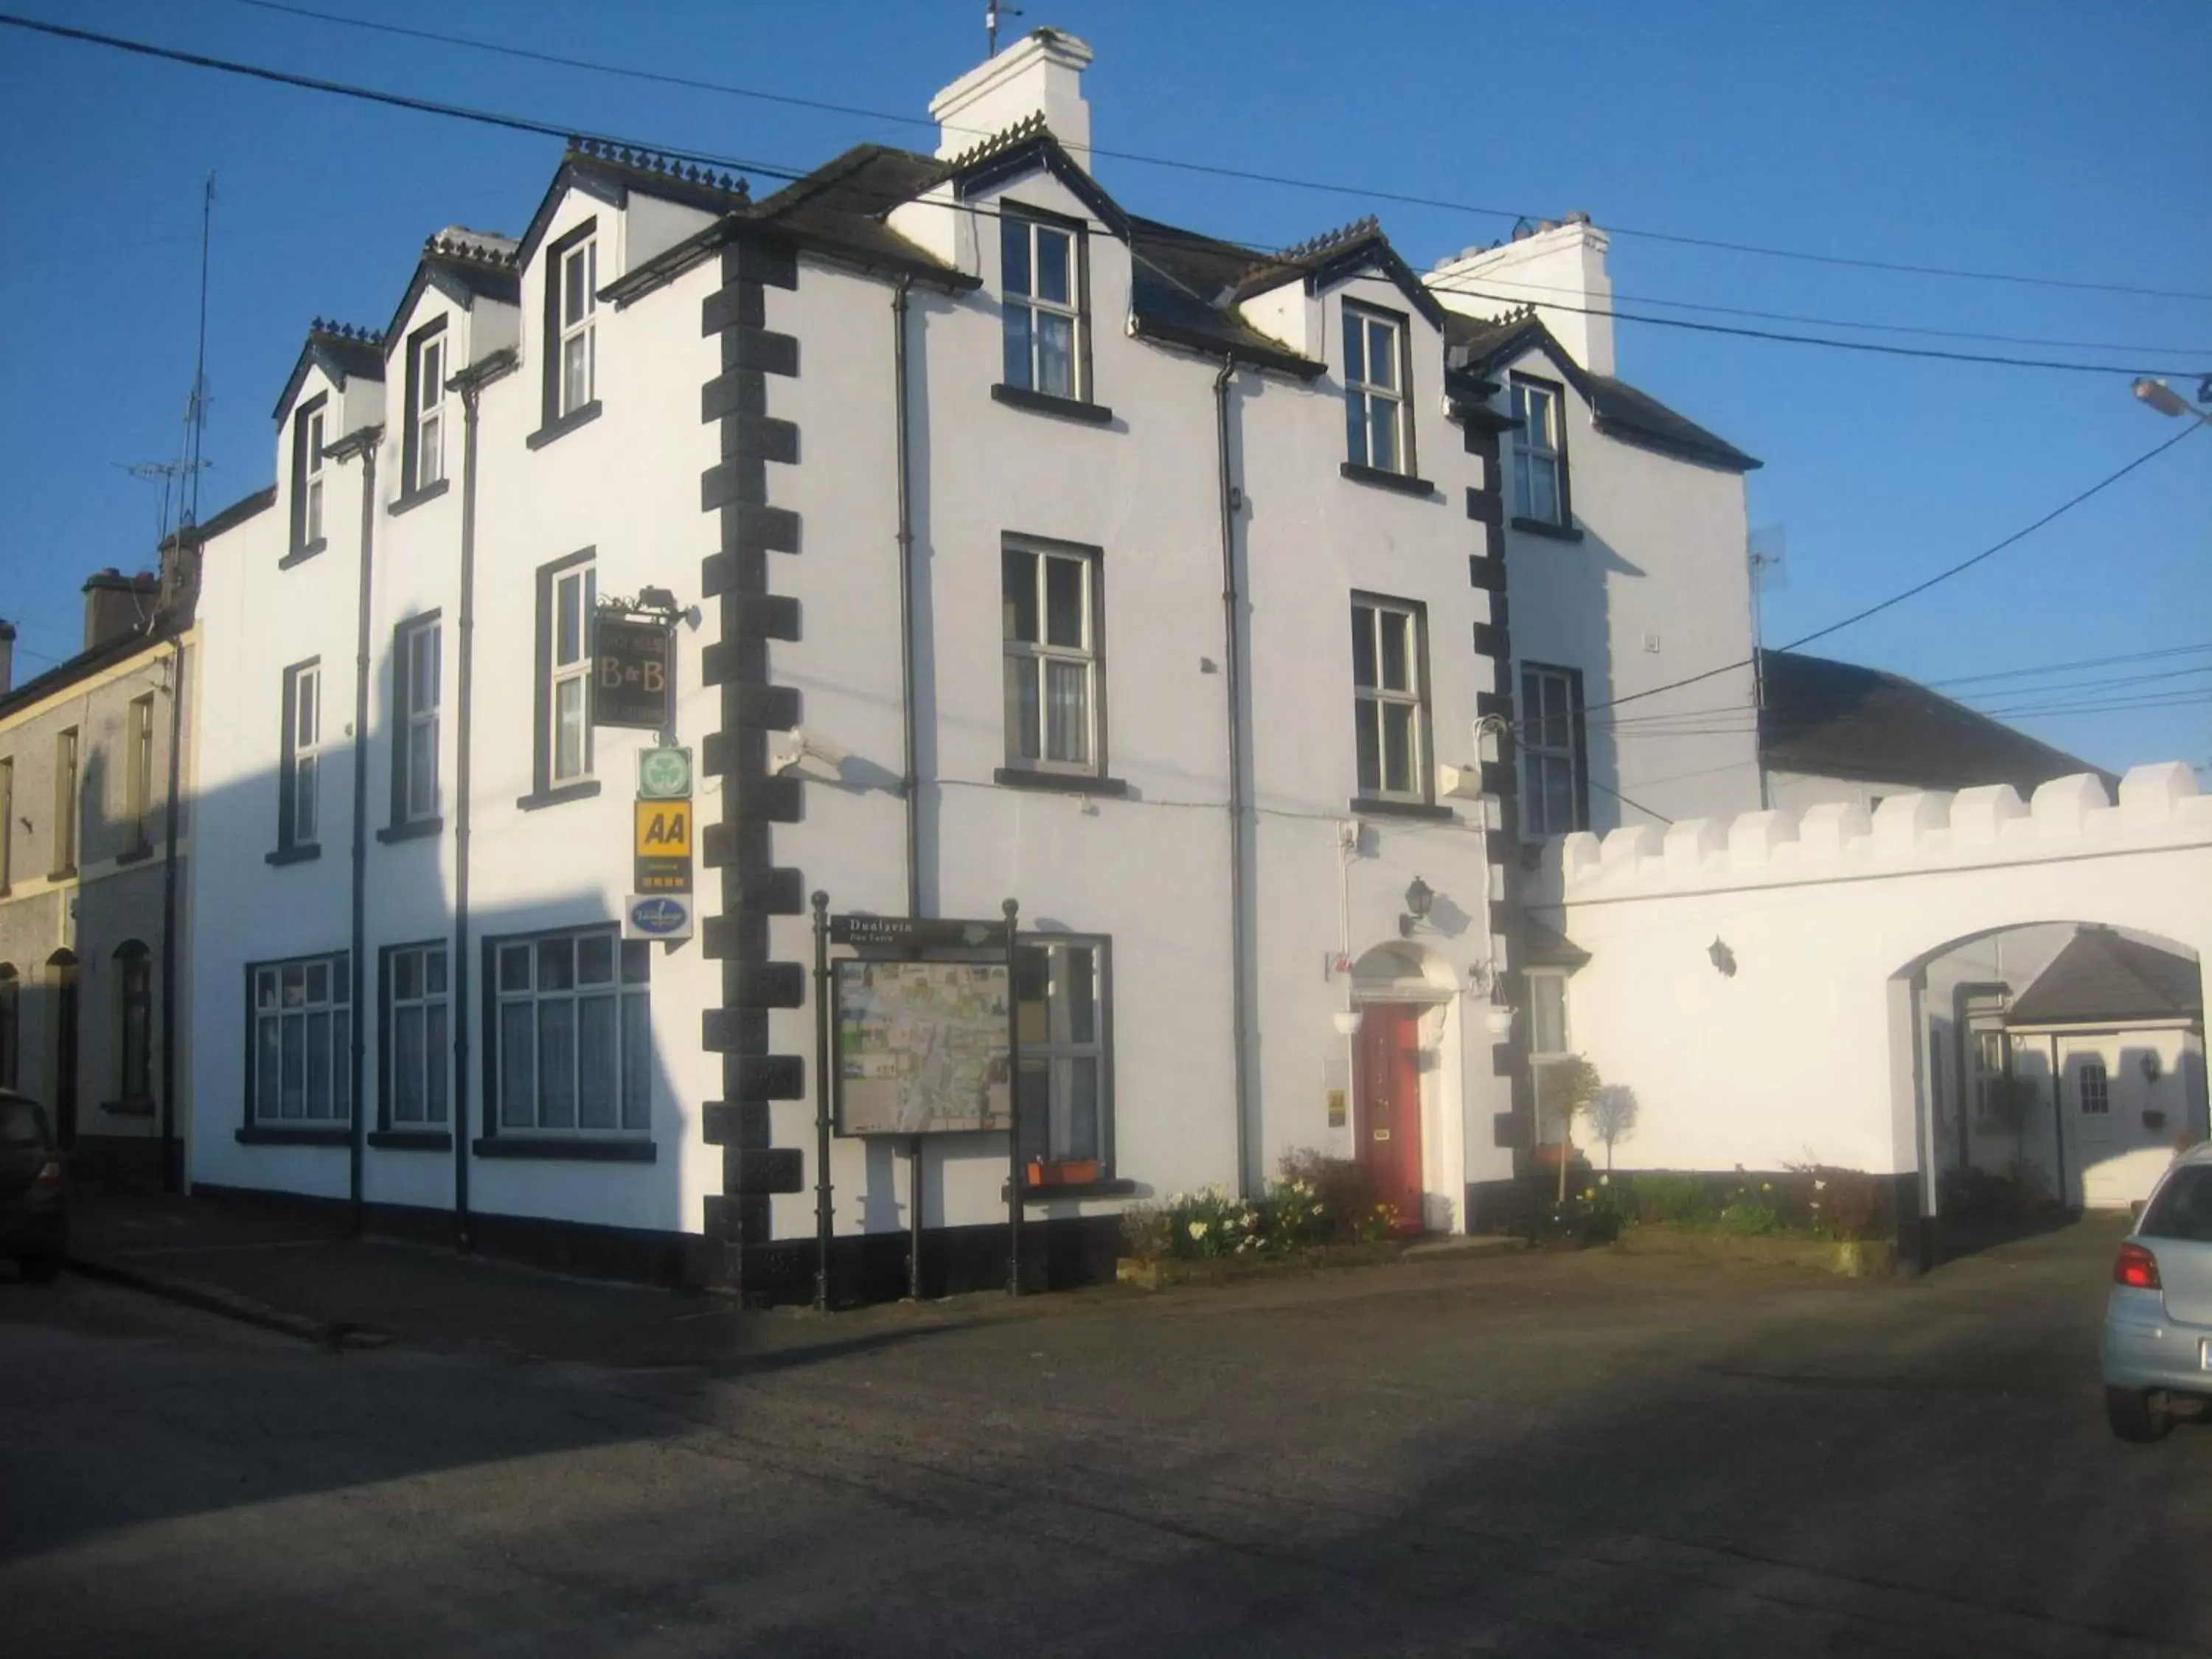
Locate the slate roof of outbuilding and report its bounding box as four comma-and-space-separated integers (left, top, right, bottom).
2006, 928, 2203, 1026
1758, 648, 2108, 794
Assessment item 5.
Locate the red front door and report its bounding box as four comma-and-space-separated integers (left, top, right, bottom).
1354, 1002, 1425, 1231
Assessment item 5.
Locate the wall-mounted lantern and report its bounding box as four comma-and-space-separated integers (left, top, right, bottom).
1708, 937, 1738, 978
1399, 876, 1436, 939
2141, 1051, 2163, 1083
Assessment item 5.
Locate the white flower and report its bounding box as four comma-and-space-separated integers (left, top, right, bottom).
1814, 1179, 1827, 1192
1187, 1220, 1206, 1239
1168, 1192, 1187, 1208
1599, 1175, 1610, 1186
1314, 1203, 1325, 1215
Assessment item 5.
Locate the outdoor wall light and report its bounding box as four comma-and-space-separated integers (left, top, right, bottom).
1708, 937, 1738, 977
2142, 1051, 2163, 1083
1399, 875, 1436, 938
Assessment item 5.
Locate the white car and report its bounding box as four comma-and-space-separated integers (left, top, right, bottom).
2102, 1141, 2212, 1441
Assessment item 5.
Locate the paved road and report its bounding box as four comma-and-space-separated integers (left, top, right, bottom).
4, 1219, 2207, 1657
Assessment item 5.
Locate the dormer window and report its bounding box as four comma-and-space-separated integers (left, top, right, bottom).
1001, 209, 1082, 402
557, 232, 597, 417
1511, 375, 1567, 526
1343, 304, 1408, 475
406, 319, 447, 494
289, 394, 328, 556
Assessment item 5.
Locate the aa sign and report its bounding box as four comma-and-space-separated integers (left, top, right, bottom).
634, 799, 693, 859
595, 614, 672, 730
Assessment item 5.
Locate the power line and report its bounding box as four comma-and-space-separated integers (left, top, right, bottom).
223, 0, 2212, 305
1929, 640, 2212, 688
15, 13, 2207, 384
1423, 273, 2208, 379
1956, 663, 2212, 704
1571, 422, 2207, 723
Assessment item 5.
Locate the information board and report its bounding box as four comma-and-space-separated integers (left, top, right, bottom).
834, 959, 1012, 1136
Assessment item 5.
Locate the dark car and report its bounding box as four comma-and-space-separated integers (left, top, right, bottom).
0, 1092, 67, 1282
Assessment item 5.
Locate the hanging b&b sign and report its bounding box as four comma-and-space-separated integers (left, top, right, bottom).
595, 613, 672, 730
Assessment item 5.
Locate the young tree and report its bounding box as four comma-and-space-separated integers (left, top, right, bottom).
1537, 1056, 1602, 1203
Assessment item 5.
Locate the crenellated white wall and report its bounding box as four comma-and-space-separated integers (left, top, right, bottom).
1543, 764, 2212, 1182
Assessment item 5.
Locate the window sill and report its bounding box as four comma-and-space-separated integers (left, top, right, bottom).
369, 1128, 452, 1152
993, 768, 1128, 798
46, 866, 77, 883
1340, 462, 1436, 498
1349, 796, 1456, 823
114, 842, 155, 866
389, 478, 451, 518
278, 538, 328, 570
473, 1135, 655, 1164
377, 817, 444, 844
265, 844, 321, 866
515, 779, 601, 813
235, 1124, 350, 1147
991, 383, 1114, 426
1005, 1176, 1137, 1202
100, 1097, 156, 1119
526, 400, 603, 451
1511, 515, 1584, 543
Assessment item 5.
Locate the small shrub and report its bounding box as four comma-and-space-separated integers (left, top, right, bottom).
1357, 1202, 1402, 1245
1279, 1148, 1379, 1245
1630, 1173, 1714, 1227
1119, 1203, 1169, 1261
1801, 1167, 1884, 1241
1715, 1196, 1781, 1236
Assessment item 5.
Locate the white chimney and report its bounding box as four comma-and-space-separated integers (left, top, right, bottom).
930, 28, 1094, 172
1427, 215, 1615, 378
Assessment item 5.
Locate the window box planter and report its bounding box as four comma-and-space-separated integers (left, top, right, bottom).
1027, 1157, 1101, 1188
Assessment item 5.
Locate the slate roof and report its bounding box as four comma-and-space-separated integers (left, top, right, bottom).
1125, 218, 1325, 377
272, 321, 384, 424
1759, 649, 2107, 794
1523, 917, 1592, 970
2006, 928, 2202, 1026
1443, 310, 1760, 472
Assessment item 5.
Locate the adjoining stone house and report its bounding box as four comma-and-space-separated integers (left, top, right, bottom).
0, 547, 208, 1186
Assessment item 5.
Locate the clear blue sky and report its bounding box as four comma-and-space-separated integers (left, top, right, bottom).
3, 0, 2207, 774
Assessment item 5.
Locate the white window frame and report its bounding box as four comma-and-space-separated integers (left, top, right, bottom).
249, 950, 351, 1124
400, 618, 441, 822
1001, 540, 1100, 776
0, 757, 12, 890
386, 942, 450, 1127
547, 562, 596, 786
126, 692, 154, 851
1511, 378, 1565, 526
412, 328, 446, 492
1015, 936, 1110, 1167
2079, 1060, 2110, 1116
1520, 663, 1585, 838
1344, 304, 1409, 474
1001, 212, 1082, 401
492, 927, 652, 1137
285, 663, 320, 848
302, 406, 327, 545
557, 235, 597, 417
1528, 972, 1571, 1061
1351, 597, 1428, 802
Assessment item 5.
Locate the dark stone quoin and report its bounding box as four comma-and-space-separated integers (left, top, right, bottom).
698, 235, 809, 1295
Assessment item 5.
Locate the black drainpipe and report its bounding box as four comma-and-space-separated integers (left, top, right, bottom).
448, 349, 515, 1251
1214, 360, 1256, 1197
334, 423, 383, 1234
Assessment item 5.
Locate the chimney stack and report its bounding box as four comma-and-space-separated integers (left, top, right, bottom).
930, 28, 1094, 170
83, 568, 161, 652
0, 619, 15, 696
1427, 215, 1617, 378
